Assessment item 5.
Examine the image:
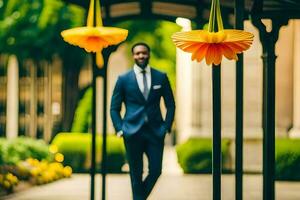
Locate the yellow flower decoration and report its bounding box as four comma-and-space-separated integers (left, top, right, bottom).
49, 144, 58, 154
172, 0, 253, 65
61, 0, 128, 67
63, 166, 73, 178
55, 153, 64, 163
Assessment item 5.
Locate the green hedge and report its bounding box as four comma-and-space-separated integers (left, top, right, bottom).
276, 139, 300, 180
51, 133, 126, 173
71, 87, 92, 133
176, 138, 231, 173
0, 138, 6, 165
0, 137, 51, 165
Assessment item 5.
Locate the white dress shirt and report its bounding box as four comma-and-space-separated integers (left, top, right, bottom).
133, 64, 151, 93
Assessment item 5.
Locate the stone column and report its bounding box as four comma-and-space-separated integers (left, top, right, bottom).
198, 61, 212, 137
275, 20, 294, 137
243, 21, 263, 138
29, 61, 37, 138
6, 55, 19, 139
289, 20, 300, 138
220, 58, 236, 138
44, 62, 52, 143
190, 60, 202, 134
176, 48, 193, 142
175, 18, 194, 142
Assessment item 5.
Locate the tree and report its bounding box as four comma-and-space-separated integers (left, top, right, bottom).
0, 0, 87, 133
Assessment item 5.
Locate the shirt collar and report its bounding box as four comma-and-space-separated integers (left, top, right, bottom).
134, 64, 150, 74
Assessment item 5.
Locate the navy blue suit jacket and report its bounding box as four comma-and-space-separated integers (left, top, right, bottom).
110, 68, 175, 138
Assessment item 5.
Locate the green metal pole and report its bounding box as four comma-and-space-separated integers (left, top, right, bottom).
212, 64, 221, 200
91, 53, 97, 200
262, 50, 276, 200
99, 46, 117, 200
101, 62, 108, 200
234, 0, 244, 199
251, 17, 288, 200
91, 1, 98, 199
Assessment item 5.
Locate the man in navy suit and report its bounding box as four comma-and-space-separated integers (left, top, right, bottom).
110, 42, 175, 200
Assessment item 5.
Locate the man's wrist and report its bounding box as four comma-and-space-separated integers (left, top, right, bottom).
166, 128, 171, 134
117, 130, 123, 137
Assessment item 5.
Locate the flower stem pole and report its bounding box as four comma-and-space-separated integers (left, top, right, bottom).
98, 46, 117, 200
91, 53, 97, 200
212, 1, 222, 199
234, 0, 244, 199
90, 54, 108, 200
90, 2, 98, 200
91, 1, 99, 200
212, 64, 221, 200
101, 52, 108, 200
251, 16, 288, 200
91, 49, 111, 200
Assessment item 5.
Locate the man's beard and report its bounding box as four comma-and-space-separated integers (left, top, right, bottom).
136, 61, 148, 69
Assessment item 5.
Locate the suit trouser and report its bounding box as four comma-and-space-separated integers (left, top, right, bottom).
123, 125, 165, 200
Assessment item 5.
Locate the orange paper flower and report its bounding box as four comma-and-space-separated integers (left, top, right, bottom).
172, 30, 253, 65
61, 0, 128, 67
61, 26, 128, 53
172, 0, 253, 65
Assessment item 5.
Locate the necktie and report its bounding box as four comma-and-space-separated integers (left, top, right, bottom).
141, 69, 149, 99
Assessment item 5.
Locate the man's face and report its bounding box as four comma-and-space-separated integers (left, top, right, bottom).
132, 45, 150, 69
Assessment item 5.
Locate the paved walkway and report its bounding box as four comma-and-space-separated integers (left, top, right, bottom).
3, 174, 300, 200
3, 147, 300, 200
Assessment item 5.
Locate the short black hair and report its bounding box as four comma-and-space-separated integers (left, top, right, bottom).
131, 42, 150, 53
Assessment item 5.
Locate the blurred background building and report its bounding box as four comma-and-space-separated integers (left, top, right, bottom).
1, 19, 300, 144
0, 0, 300, 174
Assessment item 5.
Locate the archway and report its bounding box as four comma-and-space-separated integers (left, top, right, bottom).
60, 1, 300, 200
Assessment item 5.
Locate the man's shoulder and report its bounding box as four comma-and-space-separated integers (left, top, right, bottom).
118, 69, 134, 79
150, 67, 166, 77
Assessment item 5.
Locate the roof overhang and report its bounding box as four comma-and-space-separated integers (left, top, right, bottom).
61, 0, 300, 25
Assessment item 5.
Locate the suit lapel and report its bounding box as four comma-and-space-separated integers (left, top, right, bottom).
130, 70, 146, 102
147, 68, 154, 101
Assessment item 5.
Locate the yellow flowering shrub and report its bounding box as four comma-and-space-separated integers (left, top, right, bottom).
0, 173, 19, 193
